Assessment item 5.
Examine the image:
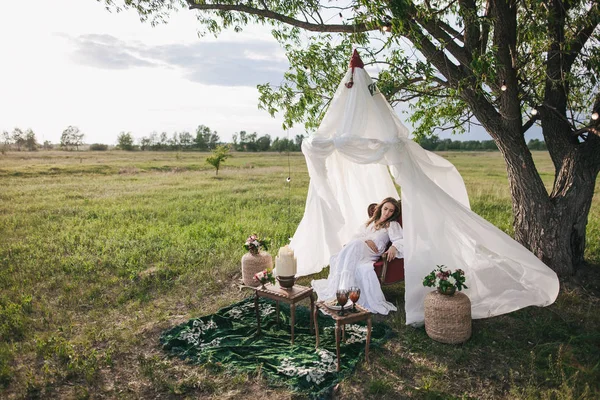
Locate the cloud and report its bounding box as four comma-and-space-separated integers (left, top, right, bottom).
68, 33, 157, 69
66, 33, 288, 87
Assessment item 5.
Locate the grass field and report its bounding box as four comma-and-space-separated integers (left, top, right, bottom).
1, 150, 599, 399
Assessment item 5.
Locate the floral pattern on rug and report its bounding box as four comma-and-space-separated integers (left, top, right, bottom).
160, 297, 392, 398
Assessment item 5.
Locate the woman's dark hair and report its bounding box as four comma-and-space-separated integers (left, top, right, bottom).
366, 197, 401, 230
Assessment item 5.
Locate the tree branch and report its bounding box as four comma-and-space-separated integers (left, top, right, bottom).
458, 0, 480, 55
405, 23, 465, 85
434, 19, 463, 42
479, 0, 492, 55
186, 1, 378, 33
573, 126, 600, 139
564, 3, 600, 69
521, 115, 540, 135
413, 15, 471, 66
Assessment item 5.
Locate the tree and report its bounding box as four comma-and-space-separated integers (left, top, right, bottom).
234, 130, 259, 151
271, 137, 295, 153
159, 132, 169, 150
237, 130, 248, 151
99, 1, 600, 276
11, 128, 26, 151
244, 132, 258, 151
195, 125, 220, 151
206, 144, 231, 175
208, 131, 220, 150
416, 134, 440, 151
117, 132, 135, 151
180, 131, 194, 149
169, 131, 180, 150
1, 130, 11, 153
89, 143, 109, 151
294, 134, 305, 151
481, 140, 499, 151
60, 126, 85, 151
24, 129, 38, 151
256, 134, 272, 151
528, 139, 548, 151
139, 135, 153, 151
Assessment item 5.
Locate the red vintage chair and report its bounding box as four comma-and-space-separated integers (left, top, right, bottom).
368, 202, 405, 284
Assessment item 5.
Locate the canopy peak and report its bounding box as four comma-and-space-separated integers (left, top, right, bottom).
349, 49, 364, 69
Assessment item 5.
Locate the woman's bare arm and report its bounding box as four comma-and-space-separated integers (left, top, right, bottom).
365, 240, 378, 253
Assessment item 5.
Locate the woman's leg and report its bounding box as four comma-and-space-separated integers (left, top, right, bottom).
355, 262, 398, 315
312, 240, 373, 301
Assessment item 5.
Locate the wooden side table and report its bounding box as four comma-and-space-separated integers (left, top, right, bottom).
313, 302, 372, 371
253, 283, 314, 344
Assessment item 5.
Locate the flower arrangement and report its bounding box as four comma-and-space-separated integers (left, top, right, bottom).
423, 265, 468, 295
254, 269, 275, 286
243, 234, 269, 255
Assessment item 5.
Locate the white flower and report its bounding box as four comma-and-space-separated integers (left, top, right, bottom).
447, 276, 457, 285
198, 337, 222, 350
225, 308, 243, 319
345, 324, 368, 344
260, 304, 276, 317
276, 349, 336, 385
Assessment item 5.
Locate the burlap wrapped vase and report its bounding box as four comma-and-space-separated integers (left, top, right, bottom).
241, 251, 273, 287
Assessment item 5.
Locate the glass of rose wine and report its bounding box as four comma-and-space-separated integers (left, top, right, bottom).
336, 289, 349, 316
349, 287, 361, 312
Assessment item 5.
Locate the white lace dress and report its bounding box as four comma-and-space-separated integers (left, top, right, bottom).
311, 221, 404, 315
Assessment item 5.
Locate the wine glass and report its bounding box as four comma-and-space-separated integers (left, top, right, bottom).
336, 289, 349, 316
349, 286, 361, 312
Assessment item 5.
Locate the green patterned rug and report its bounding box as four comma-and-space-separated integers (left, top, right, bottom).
160, 297, 392, 398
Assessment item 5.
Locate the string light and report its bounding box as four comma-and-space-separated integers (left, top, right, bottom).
500, 80, 507, 91
382, 15, 392, 32
339, 12, 343, 19
304, 65, 311, 73
531, 108, 538, 116
592, 112, 599, 121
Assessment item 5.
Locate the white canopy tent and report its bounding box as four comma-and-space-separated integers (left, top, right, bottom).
289, 50, 559, 325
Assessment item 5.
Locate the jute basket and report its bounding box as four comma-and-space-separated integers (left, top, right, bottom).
424, 290, 472, 344
241, 252, 273, 287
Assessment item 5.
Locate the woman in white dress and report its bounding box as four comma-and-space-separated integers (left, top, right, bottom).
311, 197, 403, 315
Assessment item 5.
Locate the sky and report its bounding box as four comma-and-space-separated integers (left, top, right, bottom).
0, 0, 509, 145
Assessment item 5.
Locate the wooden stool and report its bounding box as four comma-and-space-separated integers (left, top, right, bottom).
314, 302, 372, 371
253, 283, 314, 344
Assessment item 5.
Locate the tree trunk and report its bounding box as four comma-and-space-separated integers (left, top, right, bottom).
501, 134, 599, 276
467, 89, 600, 277
511, 164, 596, 276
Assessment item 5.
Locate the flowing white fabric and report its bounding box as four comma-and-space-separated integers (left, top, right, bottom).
311, 221, 403, 315
290, 56, 560, 325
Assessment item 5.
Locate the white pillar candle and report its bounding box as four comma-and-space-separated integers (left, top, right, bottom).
275, 245, 297, 276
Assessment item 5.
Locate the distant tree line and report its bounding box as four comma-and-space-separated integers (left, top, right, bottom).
1, 126, 548, 153
116, 125, 305, 153
231, 131, 304, 152
1, 127, 75, 152
128, 125, 220, 151
2, 128, 41, 152
416, 134, 547, 151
